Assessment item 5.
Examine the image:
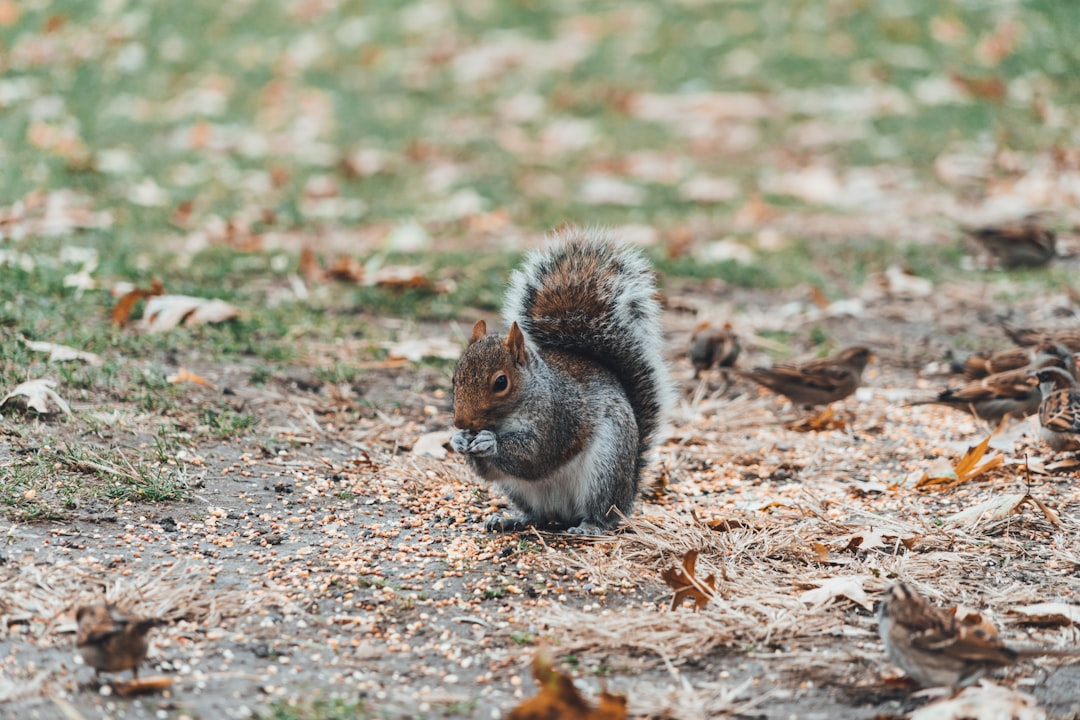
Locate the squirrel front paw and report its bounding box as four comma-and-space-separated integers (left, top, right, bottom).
450, 429, 474, 454
452, 429, 498, 457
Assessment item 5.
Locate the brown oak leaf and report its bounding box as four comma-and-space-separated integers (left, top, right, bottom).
505, 652, 627, 720
661, 549, 717, 612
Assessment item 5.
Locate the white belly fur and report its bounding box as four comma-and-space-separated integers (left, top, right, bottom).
494, 429, 610, 520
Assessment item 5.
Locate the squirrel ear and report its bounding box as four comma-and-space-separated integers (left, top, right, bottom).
505, 322, 527, 363
468, 320, 487, 346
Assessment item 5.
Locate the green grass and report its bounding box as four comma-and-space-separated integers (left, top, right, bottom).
259, 698, 369, 720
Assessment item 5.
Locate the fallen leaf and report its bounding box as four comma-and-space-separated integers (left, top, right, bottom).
840, 528, 889, 553
945, 493, 1061, 528
1008, 602, 1080, 627
0, 378, 72, 416
413, 430, 452, 459
326, 255, 365, 283
810, 541, 844, 564
371, 265, 434, 291
661, 549, 717, 611
917, 432, 1004, 490
798, 576, 873, 611
23, 339, 102, 366
505, 652, 627, 720
140, 295, 240, 332
111, 279, 165, 326
112, 675, 176, 697
788, 406, 849, 432
909, 683, 1044, 720
704, 517, 756, 532
949, 71, 1007, 102
383, 337, 461, 363
579, 175, 646, 206
299, 246, 323, 283
167, 368, 217, 389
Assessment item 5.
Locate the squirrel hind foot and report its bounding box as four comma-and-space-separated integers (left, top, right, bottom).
564, 522, 608, 536
485, 514, 531, 533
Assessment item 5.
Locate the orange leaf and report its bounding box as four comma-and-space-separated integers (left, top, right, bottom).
505, 652, 627, 720
326, 255, 365, 283
111, 280, 164, 326
949, 71, 1006, 102
0, 1, 19, 26
917, 431, 1004, 490
787, 406, 849, 432
661, 549, 717, 611
167, 367, 217, 389
299, 246, 324, 284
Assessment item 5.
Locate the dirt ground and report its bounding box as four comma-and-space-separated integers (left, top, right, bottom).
2, 272, 1080, 720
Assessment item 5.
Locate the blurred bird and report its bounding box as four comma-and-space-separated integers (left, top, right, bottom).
76, 604, 166, 680
956, 341, 1076, 380
909, 368, 1043, 424
1002, 324, 1080, 354
1032, 366, 1080, 453
965, 213, 1056, 269
878, 582, 1077, 689
738, 346, 872, 407
689, 321, 740, 378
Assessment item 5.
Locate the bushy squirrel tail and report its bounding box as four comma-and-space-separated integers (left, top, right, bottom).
504, 226, 674, 452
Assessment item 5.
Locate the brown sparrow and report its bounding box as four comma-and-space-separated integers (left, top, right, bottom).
909, 368, 1042, 424
958, 341, 1076, 380
965, 213, 1056, 269
75, 604, 165, 680
1032, 366, 1080, 452
689, 321, 740, 378
738, 346, 873, 407
878, 582, 1076, 688
1002, 325, 1080, 354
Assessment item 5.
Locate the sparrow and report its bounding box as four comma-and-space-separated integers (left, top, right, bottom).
737, 346, 872, 407
878, 582, 1077, 688
909, 367, 1043, 424
1032, 366, 1080, 452
1002, 325, 1080, 354
956, 341, 1076, 380
965, 213, 1056, 269
689, 321, 740, 378
75, 604, 166, 680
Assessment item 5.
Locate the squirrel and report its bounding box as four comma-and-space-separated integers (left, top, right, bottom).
450, 227, 674, 535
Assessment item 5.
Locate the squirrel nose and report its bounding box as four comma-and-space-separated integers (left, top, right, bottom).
453, 411, 477, 431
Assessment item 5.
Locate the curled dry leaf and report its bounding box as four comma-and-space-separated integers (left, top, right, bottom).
383, 337, 461, 363
111, 279, 165, 326
787, 406, 850, 432
412, 430, 452, 459
1007, 603, 1080, 628
798, 576, 873, 611
371, 265, 433, 291
917, 432, 1004, 490
0, 378, 72, 416
661, 549, 717, 612
23, 338, 102, 366
326, 255, 365, 283
167, 367, 217, 389
140, 295, 240, 332
112, 675, 176, 697
505, 651, 627, 720
909, 683, 1044, 720
704, 517, 756, 532
945, 492, 1061, 528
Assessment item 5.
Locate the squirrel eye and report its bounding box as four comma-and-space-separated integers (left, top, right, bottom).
492, 374, 509, 393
